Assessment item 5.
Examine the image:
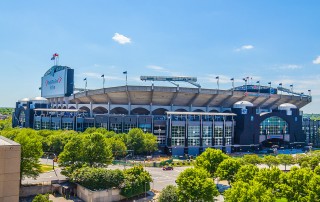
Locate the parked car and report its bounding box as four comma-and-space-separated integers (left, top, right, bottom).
162, 166, 174, 171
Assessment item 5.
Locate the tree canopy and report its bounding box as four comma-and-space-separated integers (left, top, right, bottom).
195, 148, 229, 177
176, 167, 218, 202
216, 158, 241, 184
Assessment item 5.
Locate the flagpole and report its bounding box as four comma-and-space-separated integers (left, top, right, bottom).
126, 73, 127, 86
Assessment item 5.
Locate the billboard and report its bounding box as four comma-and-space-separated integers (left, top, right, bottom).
234, 85, 277, 94
41, 67, 74, 98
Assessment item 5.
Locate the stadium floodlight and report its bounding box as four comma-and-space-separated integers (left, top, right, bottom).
268, 82, 272, 95
84, 78, 87, 92
230, 78, 234, 91
140, 76, 200, 88
308, 89, 311, 96
101, 74, 105, 89
216, 76, 219, 91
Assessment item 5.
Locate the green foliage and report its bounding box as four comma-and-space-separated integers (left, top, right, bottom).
0, 117, 12, 130
277, 167, 314, 201
70, 167, 124, 191
235, 164, 259, 183
254, 167, 282, 192
83, 133, 113, 166
195, 148, 229, 177
277, 154, 294, 171
307, 175, 320, 201
216, 158, 241, 184
224, 180, 275, 202
106, 137, 127, 158
14, 129, 43, 181
0, 108, 14, 115
41, 130, 76, 155
176, 167, 218, 202
240, 154, 261, 165
263, 155, 280, 168
59, 133, 113, 176
143, 132, 158, 154
32, 194, 52, 202
120, 165, 152, 198
158, 185, 178, 202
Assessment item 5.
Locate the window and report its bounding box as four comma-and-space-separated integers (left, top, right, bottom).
171, 126, 185, 146
260, 116, 289, 135
34, 121, 41, 130
203, 126, 212, 146
124, 124, 136, 133
42, 121, 50, 129
110, 123, 122, 133
188, 126, 200, 146
62, 122, 73, 130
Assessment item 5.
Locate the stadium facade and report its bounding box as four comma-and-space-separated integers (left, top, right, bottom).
13, 65, 312, 155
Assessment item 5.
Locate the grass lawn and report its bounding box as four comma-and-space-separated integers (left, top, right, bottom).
276, 198, 288, 202
40, 164, 54, 173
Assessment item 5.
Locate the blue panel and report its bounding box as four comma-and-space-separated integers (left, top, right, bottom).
172, 147, 184, 156
188, 147, 199, 156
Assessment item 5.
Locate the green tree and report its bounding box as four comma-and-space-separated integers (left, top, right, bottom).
158, 185, 178, 202
314, 165, 320, 175
262, 155, 280, 168
277, 154, 294, 171
32, 194, 52, 202
0, 117, 12, 130
307, 175, 320, 202
143, 132, 158, 154
224, 180, 275, 202
253, 167, 281, 192
195, 148, 229, 177
70, 167, 124, 190
82, 133, 113, 167
126, 128, 145, 154
176, 167, 218, 202
121, 165, 152, 198
241, 154, 261, 165
216, 158, 241, 184
14, 129, 43, 184
106, 137, 127, 158
277, 167, 314, 201
234, 164, 259, 183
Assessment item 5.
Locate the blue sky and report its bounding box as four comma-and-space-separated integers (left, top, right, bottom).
1, 1, 320, 113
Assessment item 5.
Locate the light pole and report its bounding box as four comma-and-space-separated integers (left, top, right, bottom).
231, 78, 234, 91
290, 84, 293, 96
84, 78, 87, 92
256, 80, 260, 94
268, 82, 272, 95
243, 78, 248, 92
123, 71, 128, 86
216, 76, 220, 91
101, 74, 105, 89
279, 83, 283, 96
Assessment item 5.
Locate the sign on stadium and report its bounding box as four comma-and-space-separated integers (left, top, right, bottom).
41, 66, 74, 98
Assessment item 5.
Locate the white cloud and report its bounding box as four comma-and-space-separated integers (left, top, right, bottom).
235, 45, 254, 51
146, 65, 184, 76
146, 65, 165, 71
112, 33, 131, 44
313, 56, 320, 64
81, 72, 122, 80
279, 64, 302, 70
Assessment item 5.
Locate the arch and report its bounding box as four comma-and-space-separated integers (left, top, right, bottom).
93, 106, 108, 114
259, 116, 289, 141
131, 107, 150, 115
175, 108, 188, 112
152, 108, 168, 115
62, 106, 67, 109
79, 106, 90, 113
69, 106, 76, 109
58, 106, 62, 109
209, 109, 219, 113
193, 109, 204, 112
223, 110, 232, 113
110, 107, 128, 115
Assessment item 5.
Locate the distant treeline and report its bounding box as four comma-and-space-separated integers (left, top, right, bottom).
304, 114, 320, 121
0, 108, 14, 115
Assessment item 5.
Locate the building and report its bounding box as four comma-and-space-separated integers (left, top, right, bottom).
0, 136, 21, 202
13, 65, 312, 155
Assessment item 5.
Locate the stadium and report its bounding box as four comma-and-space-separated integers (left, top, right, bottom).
13, 64, 312, 156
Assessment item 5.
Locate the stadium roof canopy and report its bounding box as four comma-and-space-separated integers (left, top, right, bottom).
54, 85, 311, 109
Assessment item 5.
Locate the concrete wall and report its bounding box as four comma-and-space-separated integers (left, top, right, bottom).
0, 136, 21, 202
77, 184, 125, 202
19, 185, 51, 197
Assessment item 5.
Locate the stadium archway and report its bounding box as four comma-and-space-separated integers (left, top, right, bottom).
259, 116, 289, 147
79, 106, 90, 113
131, 107, 150, 115
152, 108, 168, 115
69, 106, 76, 109
175, 108, 188, 112
193, 109, 204, 112
110, 107, 128, 115
93, 106, 108, 114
